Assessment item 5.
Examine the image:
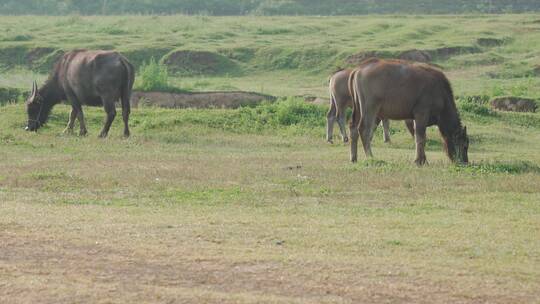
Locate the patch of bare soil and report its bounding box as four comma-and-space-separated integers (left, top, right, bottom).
131, 91, 276, 109
491, 97, 538, 113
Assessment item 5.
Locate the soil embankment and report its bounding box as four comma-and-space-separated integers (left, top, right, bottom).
131, 91, 276, 109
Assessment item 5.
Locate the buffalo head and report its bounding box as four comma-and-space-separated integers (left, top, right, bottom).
25, 81, 45, 131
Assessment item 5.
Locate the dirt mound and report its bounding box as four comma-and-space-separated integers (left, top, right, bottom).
491, 97, 538, 113
25, 48, 65, 72
131, 91, 276, 109
122, 48, 172, 68
25, 47, 55, 64
476, 38, 505, 47
398, 49, 432, 63
298, 95, 329, 105
427, 46, 481, 60
163, 50, 240, 76
346, 46, 479, 66
0, 46, 28, 68
344, 51, 385, 66
533, 65, 540, 76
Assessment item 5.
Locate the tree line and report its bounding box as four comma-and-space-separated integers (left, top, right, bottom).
1, 0, 539, 15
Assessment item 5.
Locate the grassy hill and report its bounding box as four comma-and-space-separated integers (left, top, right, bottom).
0, 15, 539, 98
1, 15, 540, 303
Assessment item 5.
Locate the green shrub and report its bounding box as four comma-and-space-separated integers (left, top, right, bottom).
137, 58, 170, 92
274, 98, 326, 126
458, 95, 494, 117
459, 102, 494, 116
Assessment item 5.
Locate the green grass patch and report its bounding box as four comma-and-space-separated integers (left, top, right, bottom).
451, 161, 540, 175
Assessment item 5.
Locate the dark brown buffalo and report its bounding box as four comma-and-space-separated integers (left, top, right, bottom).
349, 58, 469, 165
26, 50, 135, 138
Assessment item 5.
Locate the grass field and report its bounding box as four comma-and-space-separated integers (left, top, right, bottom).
1, 14, 540, 303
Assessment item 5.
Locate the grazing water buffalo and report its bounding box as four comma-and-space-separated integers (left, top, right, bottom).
327, 68, 414, 144
349, 58, 469, 165
26, 50, 135, 138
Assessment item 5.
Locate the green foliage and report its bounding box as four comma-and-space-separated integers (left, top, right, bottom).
273, 98, 326, 126
131, 97, 326, 136
451, 161, 540, 175
1, 34, 33, 42
136, 58, 171, 92
254, 47, 340, 71
510, 78, 534, 97
491, 83, 506, 97
0, 87, 25, 106
458, 95, 495, 117
459, 102, 494, 117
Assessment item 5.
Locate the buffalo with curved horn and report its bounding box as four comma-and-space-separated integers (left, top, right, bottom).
26, 50, 135, 138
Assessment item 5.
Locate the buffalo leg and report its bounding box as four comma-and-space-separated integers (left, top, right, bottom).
63, 107, 79, 134
121, 98, 131, 138
405, 119, 415, 138
349, 106, 361, 163
382, 119, 391, 143
64, 89, 87, 136
326, 101, 337, 143
77, 108, 88, 136
359, 114, 378, 158
337, 108, 348, 143
99, 101, 116, 138
358, 98, 380, 158
413, 115, 429, 166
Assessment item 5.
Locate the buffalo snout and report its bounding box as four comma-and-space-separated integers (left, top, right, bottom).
25, 123, 39, 132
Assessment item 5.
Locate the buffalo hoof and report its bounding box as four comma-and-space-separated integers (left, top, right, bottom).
63, 128, 74, 135
79, 130, 88, 137
414, 159, 427, 166
327, 139, 334, 144
343, 137, 349, 143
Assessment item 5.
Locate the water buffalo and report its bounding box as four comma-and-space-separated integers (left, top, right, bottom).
349, 58, 469, 165
327, 68, 414, 144
26, 50, 135, 138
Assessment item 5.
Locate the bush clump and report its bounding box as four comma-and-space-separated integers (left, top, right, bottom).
457, 95, 495, 117
136, 58, 170, 92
